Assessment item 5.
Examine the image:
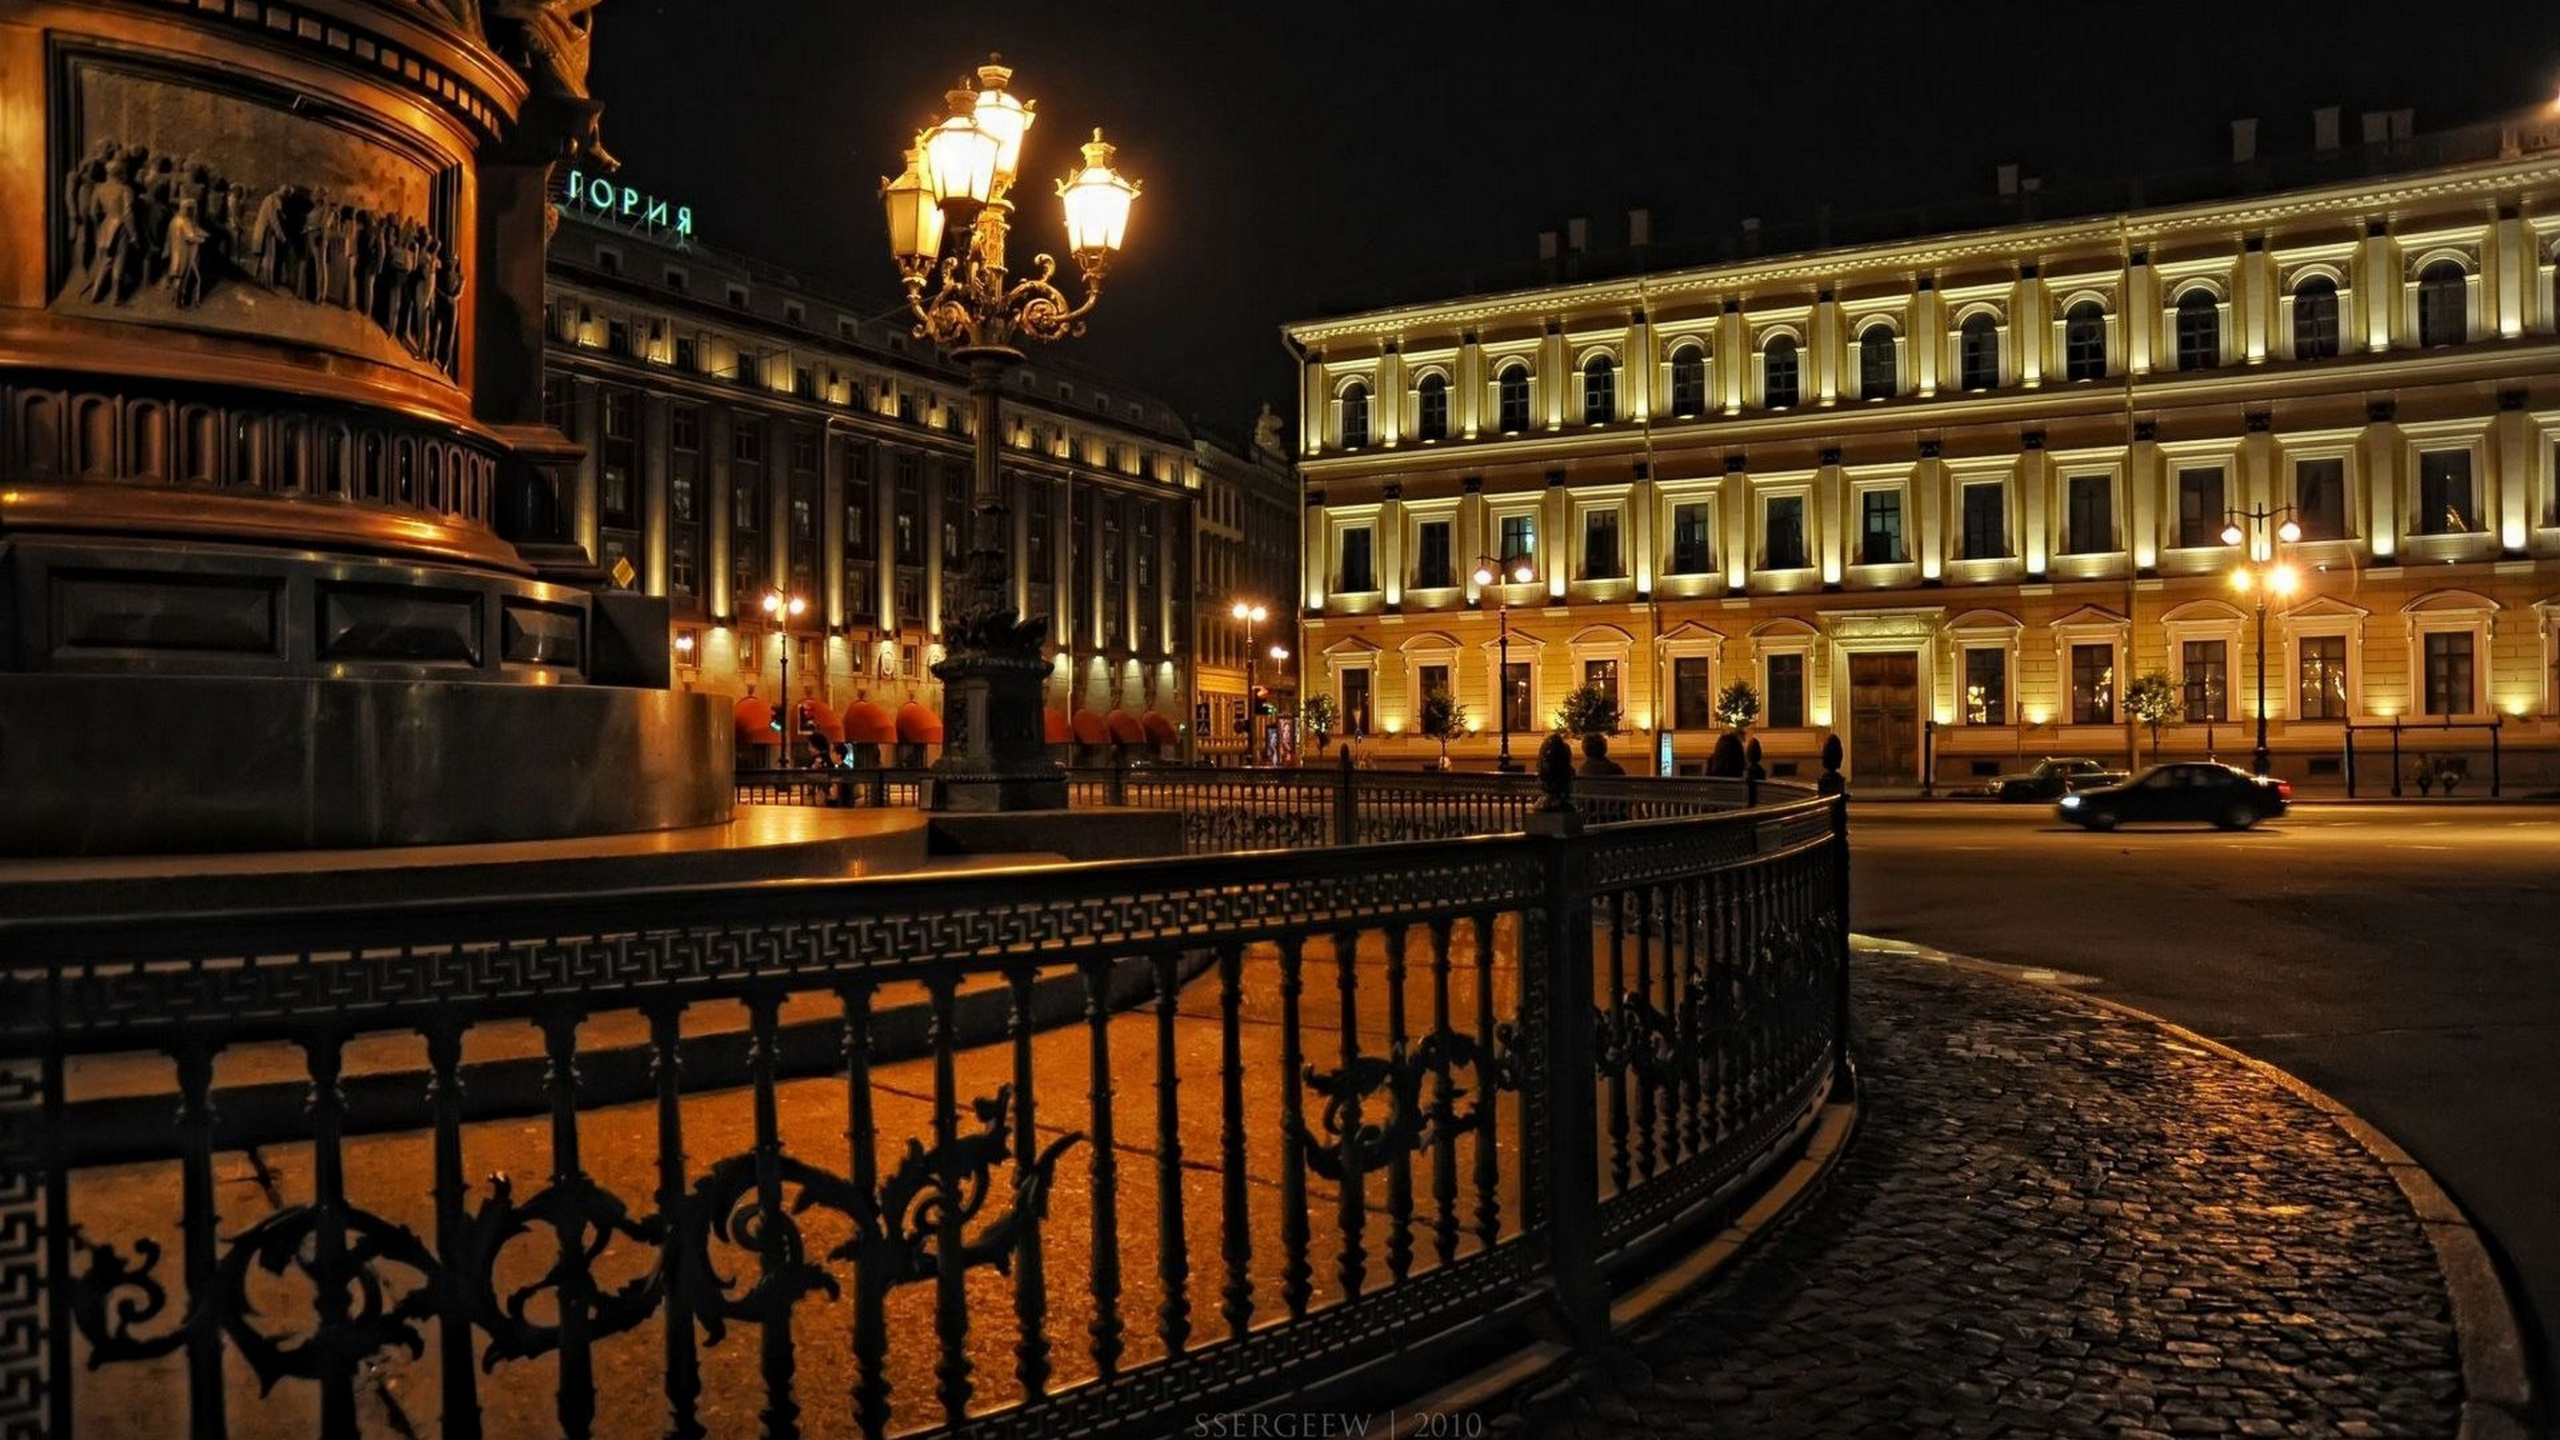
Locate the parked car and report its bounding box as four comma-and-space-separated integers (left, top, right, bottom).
2057, 763, 2292, 831
1994, 757, 2126, 802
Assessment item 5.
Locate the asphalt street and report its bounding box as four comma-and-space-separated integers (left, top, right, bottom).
1849, 798, 2560, 1409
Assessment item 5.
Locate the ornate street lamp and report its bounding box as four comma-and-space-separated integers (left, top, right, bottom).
2222, 504, 2303, 778
883, 56, 1141, 811
1471, 553, 1538, 771
759, 587, 809, 766
1231, 600, 1268, 763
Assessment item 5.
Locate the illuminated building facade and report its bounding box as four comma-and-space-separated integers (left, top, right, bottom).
1287, 111, 2560, 787
1191, 422, 1302, 760
542, 189, 1199, 753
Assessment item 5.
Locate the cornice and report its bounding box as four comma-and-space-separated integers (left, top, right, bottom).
1285, 157, 2560, 347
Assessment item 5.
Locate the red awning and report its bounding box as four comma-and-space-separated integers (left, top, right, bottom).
843, 700, 895, 745
798, 699, 845, 743
733, 696, 779, 745
1105, 709, 1146, 744
896, 701, 943, 744
1043, 708, 1072, 744
1140, 711, 1178, 745
1071, 710, 1110, 746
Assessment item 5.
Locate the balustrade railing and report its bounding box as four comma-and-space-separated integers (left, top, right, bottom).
0, 770, 1848, 1439
743, 760, 1800, 853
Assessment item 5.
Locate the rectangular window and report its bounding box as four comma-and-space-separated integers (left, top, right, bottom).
1341, 668, 1374, 737
1961, 482, 2006, 560
1415, 520, 1454, 589
1498, 513, 1537, 566
1763, 495, 1807, 570
1963, 648, 2006, 726
2417, 450, 2476, 534
1765, 653, 1805, 728
2295, 458, 2348, 541
893, 456, 921, 564
1502, 662, 1533, 733
1583, 657, 1619, 707
2298, 635, 2348, 720
2423, 632, 2474, 716
2181, 640, 2229, 722
1858, 489, 1905, 566
2177, 467, 2227, 548
1670, 502, 1712, 574
1673, 656, 1714, 729
1339, 527, 1375, 593
1417, 663, 1450, 703
2065, 473, 2112, 554
2071, 643, 2116, 725
1582, 510, 1622, 579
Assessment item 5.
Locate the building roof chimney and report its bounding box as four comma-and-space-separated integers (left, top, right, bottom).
2231, 117, 2259, 163
1538, 229, 1558, 261
1627, 206, 1652, 248
1565, 216, 1588, 253
2313, 106, 2340, 151
1997, 163, 2019, 197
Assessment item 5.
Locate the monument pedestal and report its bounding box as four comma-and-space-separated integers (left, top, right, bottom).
928, 643, 1067, 813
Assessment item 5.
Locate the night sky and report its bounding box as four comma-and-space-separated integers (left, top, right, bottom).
588, 4, 2559, 446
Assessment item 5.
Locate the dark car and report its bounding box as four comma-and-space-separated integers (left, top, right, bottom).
2057, 763, 2292, 831
1995, 756, 2126, 802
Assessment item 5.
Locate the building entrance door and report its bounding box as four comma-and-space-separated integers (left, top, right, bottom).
1848, 652, 1919, 783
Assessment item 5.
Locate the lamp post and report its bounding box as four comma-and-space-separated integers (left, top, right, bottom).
2222, 504, 2303, 777
1231, 600, 1267, 764
1471, 553, 1538, 771
881, 56, 1141, 811
759, 587, 808, 765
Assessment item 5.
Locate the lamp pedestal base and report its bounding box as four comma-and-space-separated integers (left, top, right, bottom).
930, 644, 1067, 813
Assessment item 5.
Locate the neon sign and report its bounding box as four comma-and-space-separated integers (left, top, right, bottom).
564, 169, 694, 243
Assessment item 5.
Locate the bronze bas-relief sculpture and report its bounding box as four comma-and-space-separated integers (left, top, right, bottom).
60, 139, 463, 379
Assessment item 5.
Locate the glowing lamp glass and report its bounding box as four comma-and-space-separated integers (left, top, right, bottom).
1059, 129, 1139, 254
2268, 564, 2299, 596
922, 115, 999, 207
2277, 519, 2302, 544
2220, 523, 2245, 547
880, 149, 946, 264
2230, 569, 2254, 593
969, 62, 1034, 180
1471, 562, 1497, 587
1513, 561, 1536, 584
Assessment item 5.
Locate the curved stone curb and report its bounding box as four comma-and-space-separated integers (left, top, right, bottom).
1856, 933, 2538, 1440
1373, 1090, 1861, 1437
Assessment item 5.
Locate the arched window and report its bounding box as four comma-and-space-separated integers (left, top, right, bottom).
2175, 290, 2221, 370
2417, 261, 2467, 348
2293, 277, 2340, 359
1495, 365, 1531, 433
1416, 373, 1449, 442
2063, 302, 2107, 381
1340, 381, 1370, 448
1958, 314, 1999, 391
1668, 346, 1707, 417
1762, 335, 1799, 409
1581, 355, 1615, 425
1858, 325, 1897, 399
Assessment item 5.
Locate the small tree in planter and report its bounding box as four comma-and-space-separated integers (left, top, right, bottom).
1552, 682, 1621, 740
1300, 693, 1338, 760
1417, 685, 1469, 769
2125, 670, 2181, 761
1714, 679, 1761, 732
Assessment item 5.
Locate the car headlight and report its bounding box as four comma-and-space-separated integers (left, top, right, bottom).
2059, 794, 2081, 807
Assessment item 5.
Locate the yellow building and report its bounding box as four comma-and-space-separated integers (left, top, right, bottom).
1285, 110, 2560, 789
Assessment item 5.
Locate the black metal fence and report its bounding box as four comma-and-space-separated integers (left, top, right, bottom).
0, 778, 1848, 1439
742, 760, 1795, 852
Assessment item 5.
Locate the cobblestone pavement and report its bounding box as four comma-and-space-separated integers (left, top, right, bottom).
1501, 951, 2465, 1439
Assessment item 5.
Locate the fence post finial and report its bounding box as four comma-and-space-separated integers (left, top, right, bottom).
1818, 734, 1846, 797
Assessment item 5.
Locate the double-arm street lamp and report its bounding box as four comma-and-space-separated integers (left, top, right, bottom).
2223, 504, 2303, 777
759, 587, 808, 765
881, 57, 1141, 811
1471, 553, 1538, 771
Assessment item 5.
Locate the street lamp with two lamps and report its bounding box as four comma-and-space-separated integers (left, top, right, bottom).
2222, 504, 2303, 777
881, 56, 1142, 810
758, 587, 809, 765
1471, 553, 1538, 771
1230, 600, 1271, 762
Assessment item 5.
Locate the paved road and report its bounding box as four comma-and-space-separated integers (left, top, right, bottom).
1849, 799, 2559, 1406
1509, 951, 2462, 1439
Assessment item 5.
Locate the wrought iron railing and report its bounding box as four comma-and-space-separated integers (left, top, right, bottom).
742, 760, 1802, 852
0, 767, 1849, 1439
